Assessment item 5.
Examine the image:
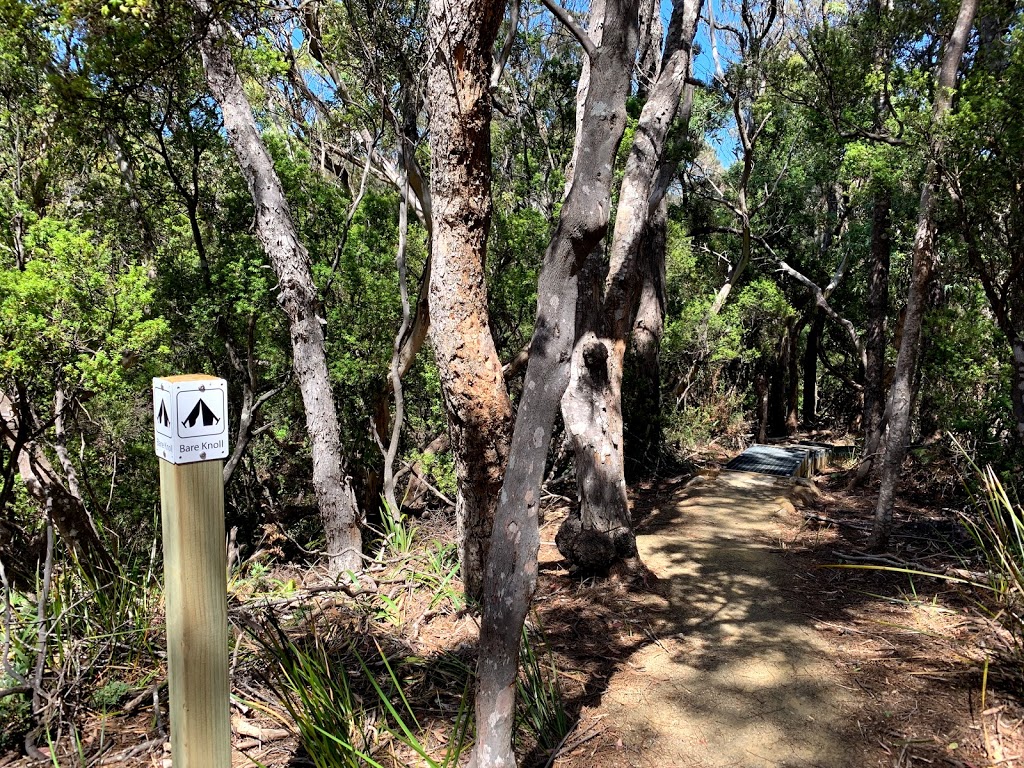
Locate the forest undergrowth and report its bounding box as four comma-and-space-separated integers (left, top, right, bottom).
2, 439, 1023, 767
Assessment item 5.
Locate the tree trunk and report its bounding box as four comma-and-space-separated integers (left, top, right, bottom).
425, 0, 513, 603
472, 2, 640, 764
624, 198, 668, 477
558, 0, 702, 572
558, 256, 635, 570
803, 308, 822, 425
786, 317, 802, 434
191, 1, 362, 574
852, 189, 892, 486
756, 372, 769, 443
636, 0, 664, 102
768, 319, 793, 437
0, 390, 115, 583
870, 0, 979, 551
1012, 337, 1024, 442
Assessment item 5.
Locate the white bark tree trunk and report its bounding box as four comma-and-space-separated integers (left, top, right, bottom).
191, 1, 362, 574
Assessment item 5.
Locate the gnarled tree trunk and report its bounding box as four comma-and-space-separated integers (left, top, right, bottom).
425, 0, 513, 603
471, 2, 640, 764
0, 390, 113, 584
870, 0, 979, 550
557, 0, 703, 573
191, 1, 362, 574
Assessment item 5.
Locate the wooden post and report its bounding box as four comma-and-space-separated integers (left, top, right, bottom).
153, 375, 231, 767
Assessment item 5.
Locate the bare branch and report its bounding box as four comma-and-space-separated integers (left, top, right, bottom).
380, 164, 412, 520
540, 0, 598, 59
778, 259, 865, 369
492, 0, 520, 87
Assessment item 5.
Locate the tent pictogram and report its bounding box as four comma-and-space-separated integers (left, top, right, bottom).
182, 398, 221, 429
157, 399, 171, 428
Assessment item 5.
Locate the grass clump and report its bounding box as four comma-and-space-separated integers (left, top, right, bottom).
963, 465, 1024, 651
516, 621, 571, 758
249, 613, 472, 768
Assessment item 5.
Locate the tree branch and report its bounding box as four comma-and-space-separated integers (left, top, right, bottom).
540, 0, 598, 59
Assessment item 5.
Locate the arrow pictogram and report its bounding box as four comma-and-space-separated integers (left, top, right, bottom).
157, 399, 170, 428
182, 398, 220, 429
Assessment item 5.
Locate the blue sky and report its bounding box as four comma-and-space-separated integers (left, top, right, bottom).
657, 0, 741, 167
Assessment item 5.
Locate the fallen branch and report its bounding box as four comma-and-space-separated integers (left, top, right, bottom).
803, 513, 871, 530
829, 551, 988, 584
231, 714, 292, 741
99, 737, 166, 764
120, 680, 167, 715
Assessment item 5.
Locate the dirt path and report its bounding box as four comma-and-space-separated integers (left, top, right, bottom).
572, 470, 862, 768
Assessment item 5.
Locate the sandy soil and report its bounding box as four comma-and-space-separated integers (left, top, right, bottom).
558, 471, 860, 767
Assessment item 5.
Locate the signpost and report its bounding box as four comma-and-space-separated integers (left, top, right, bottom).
153, 374, 231, 768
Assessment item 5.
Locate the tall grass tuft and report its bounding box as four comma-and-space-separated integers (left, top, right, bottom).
249, 614, 472, 767
963, 465, 1024, 649
253, 616, 382, 768
516, 622, 571, 755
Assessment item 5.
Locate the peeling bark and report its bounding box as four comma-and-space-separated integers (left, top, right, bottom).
191, 1, 362, 574
557, 0, 703, 573
426, 0, 513, 603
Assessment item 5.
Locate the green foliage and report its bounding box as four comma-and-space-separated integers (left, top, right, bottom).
667, 386, 749, 451
413, 540, 464, 612
406, 449, 457, 500
89, 679, 132, 712
0, 218, 168, 390
0, 690, 30, 752
252, 616, 472, 768
919, 285, 1007, 451
488, 206, 548, 357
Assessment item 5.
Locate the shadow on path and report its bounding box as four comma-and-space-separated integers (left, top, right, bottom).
585, 471, 862, 768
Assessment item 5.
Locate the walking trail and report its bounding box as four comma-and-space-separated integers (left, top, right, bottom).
577, 470, 863, 767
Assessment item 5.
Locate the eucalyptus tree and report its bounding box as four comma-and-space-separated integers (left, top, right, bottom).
425, 0, 514, 602
473, 0, 640, 762
189, 0, 362, 574
869, 0, 979, 550
556, 0, 703, 572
